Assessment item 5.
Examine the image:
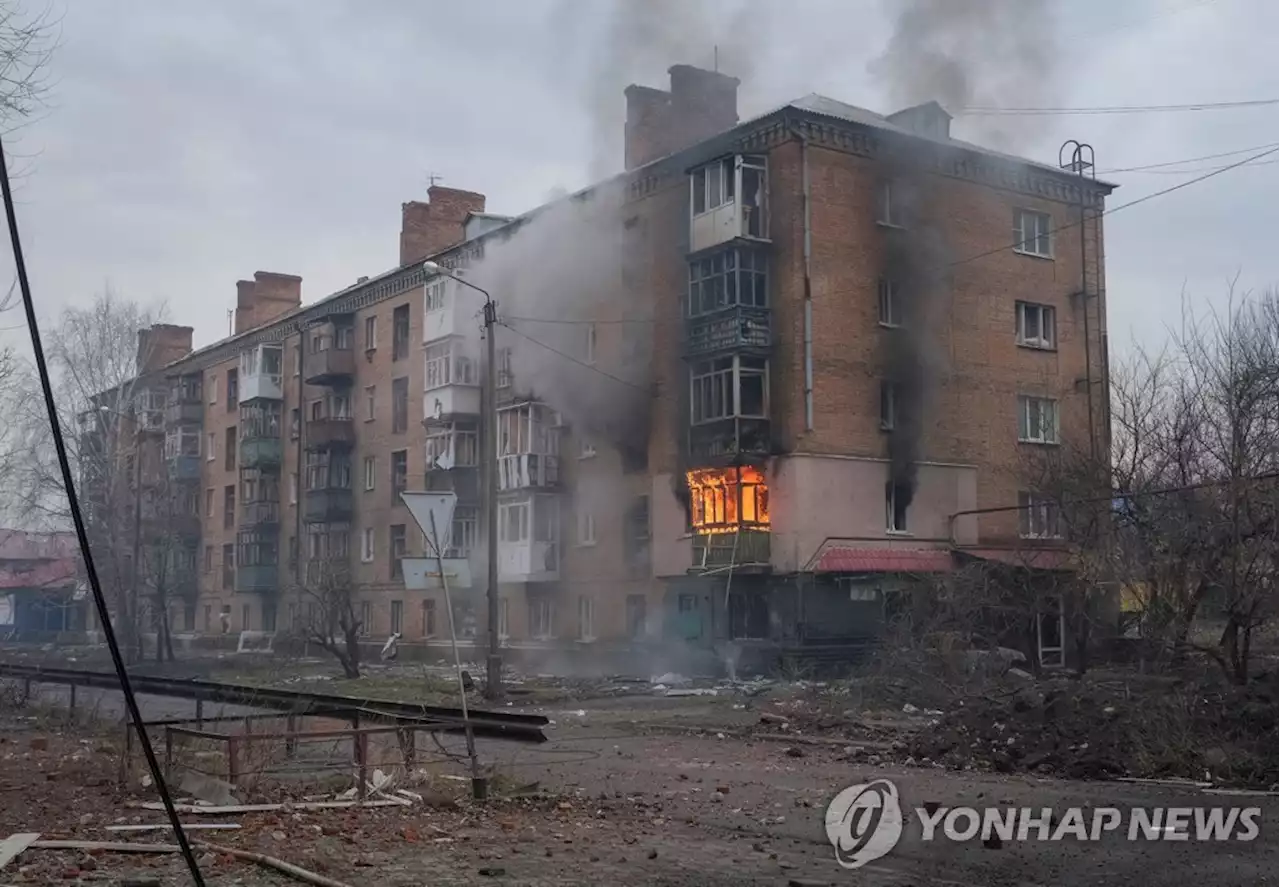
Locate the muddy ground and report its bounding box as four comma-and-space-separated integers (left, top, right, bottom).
0, 669, 1276, 887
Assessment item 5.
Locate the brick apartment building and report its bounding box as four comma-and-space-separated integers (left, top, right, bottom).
84, 63, 1112, 672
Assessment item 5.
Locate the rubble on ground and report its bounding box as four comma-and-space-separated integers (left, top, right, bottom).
908, 673, 1279, 787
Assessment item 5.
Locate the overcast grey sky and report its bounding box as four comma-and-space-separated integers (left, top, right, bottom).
0, 0, 1275, 356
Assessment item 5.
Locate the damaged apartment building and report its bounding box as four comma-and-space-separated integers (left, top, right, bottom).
82, 63, 1111, 673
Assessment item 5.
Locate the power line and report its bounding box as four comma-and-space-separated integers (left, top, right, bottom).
1112, 159, 1276, 175
957, 98, 1278, 116
497, 320, 650, 394
1097, 142, 1279, 173
0, 138, 208, 882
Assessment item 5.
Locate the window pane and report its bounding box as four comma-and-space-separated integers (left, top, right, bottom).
692, 169, 706, 214
707, 162, 722, 208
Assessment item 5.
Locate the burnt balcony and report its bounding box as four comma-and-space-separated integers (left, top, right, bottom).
304, 487, 353, 524
426, 465, 481, 500
692, 528, 771, 572
305, 418, 355, 451
684, 305, 771, 358
303, 347, 356, 386
242, 500, 280, 527
237, 563, 278, 593
689, 417, 772, 463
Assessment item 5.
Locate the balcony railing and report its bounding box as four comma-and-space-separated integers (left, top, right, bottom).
684, 306, 771, 357
692, 528, 770, 571
425, 465, 481, 500
303, 348, 355, 385
242, 500, 280, 527
497, 454, 559, 491
240, 437, 283, 469
303, 487, 353, 524
306, 418, 355, 451
689, 417, 771, 463
237, 563, 278, 593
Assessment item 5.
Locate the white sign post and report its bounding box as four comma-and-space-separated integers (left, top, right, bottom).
400, 491, 485, 798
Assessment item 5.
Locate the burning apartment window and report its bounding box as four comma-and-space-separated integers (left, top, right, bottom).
877, 181, 904, 227
1017, 395, 1060, 444
879, 382, 898, 431
1018, 492, 1061, 538
691, 157, 735, 216
392, 304, 411, 360
688, 248, 768, 316
690, 356, 768, 424
1013, 209, 1053, 258
686, 467, 770, 533
885, 482, 909, 533
424, 278, 447, 313
1015, 302, 1056, 349
878, 279, 901, 327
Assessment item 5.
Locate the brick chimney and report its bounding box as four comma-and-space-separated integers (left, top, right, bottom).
234, 271, 302, 335
624, 64, 740, 171
399, 185, 487, 267
136, 323, 193, 375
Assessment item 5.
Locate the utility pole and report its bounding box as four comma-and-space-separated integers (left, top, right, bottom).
421, 260, 502, 699
483, 296, 501, 700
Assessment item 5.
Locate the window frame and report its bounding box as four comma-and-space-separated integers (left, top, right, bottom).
690, 355, 769, 425
885, 481, 910, 534
363, 456, 375, 491
1013, 209, 1053, 259
1017, 395, 1060, 445
690, 156, 736, 217
687, 247, 768, 317
1015, 301, 1057, 350
1018, 491, 1062, 539
577, 510, 597, 546
363, 315, 377, 350
877, 181, 904, 228
361, 527, 375, 563
878, 278, 902, 327
880, 381, 898, 431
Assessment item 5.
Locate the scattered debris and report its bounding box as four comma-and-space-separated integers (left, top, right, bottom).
0, 832, 40, 869
104, 823, 241, 833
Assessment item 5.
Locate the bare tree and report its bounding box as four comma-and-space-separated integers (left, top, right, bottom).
291, 559, 362, 679
10, 289, 168, 662
0, 0, 57, 131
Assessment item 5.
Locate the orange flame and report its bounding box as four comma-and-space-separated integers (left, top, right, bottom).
686, 466, 770, 535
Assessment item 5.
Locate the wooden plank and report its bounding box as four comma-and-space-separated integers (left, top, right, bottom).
0, 833, 40, 870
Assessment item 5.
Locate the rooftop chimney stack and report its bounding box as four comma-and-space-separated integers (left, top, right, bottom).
136, 323, 194, 375
234, 271, 302, 335
399, 185, 487, 267
624, 64, 740, 171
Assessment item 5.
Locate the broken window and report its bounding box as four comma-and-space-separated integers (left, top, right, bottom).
1016, 301, 1056, 349
690, 356, 768, 423
878, 278, 901, 327
885, 482, 909, 533
1018, 492, 1061, 538
1013, 209, 1052, 258
739, 155, 768, 239
1017, 395, 1059, 444
424, 278, 447, 313
688, 248, 768, 316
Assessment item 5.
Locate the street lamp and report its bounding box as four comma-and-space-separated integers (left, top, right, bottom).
422, 260, 502, 700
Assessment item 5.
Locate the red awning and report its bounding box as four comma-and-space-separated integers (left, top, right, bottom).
0, 560, 79, 590
814, 547, 954, 574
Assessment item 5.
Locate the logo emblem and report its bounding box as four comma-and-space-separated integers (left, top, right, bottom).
824, 779, 904, 869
